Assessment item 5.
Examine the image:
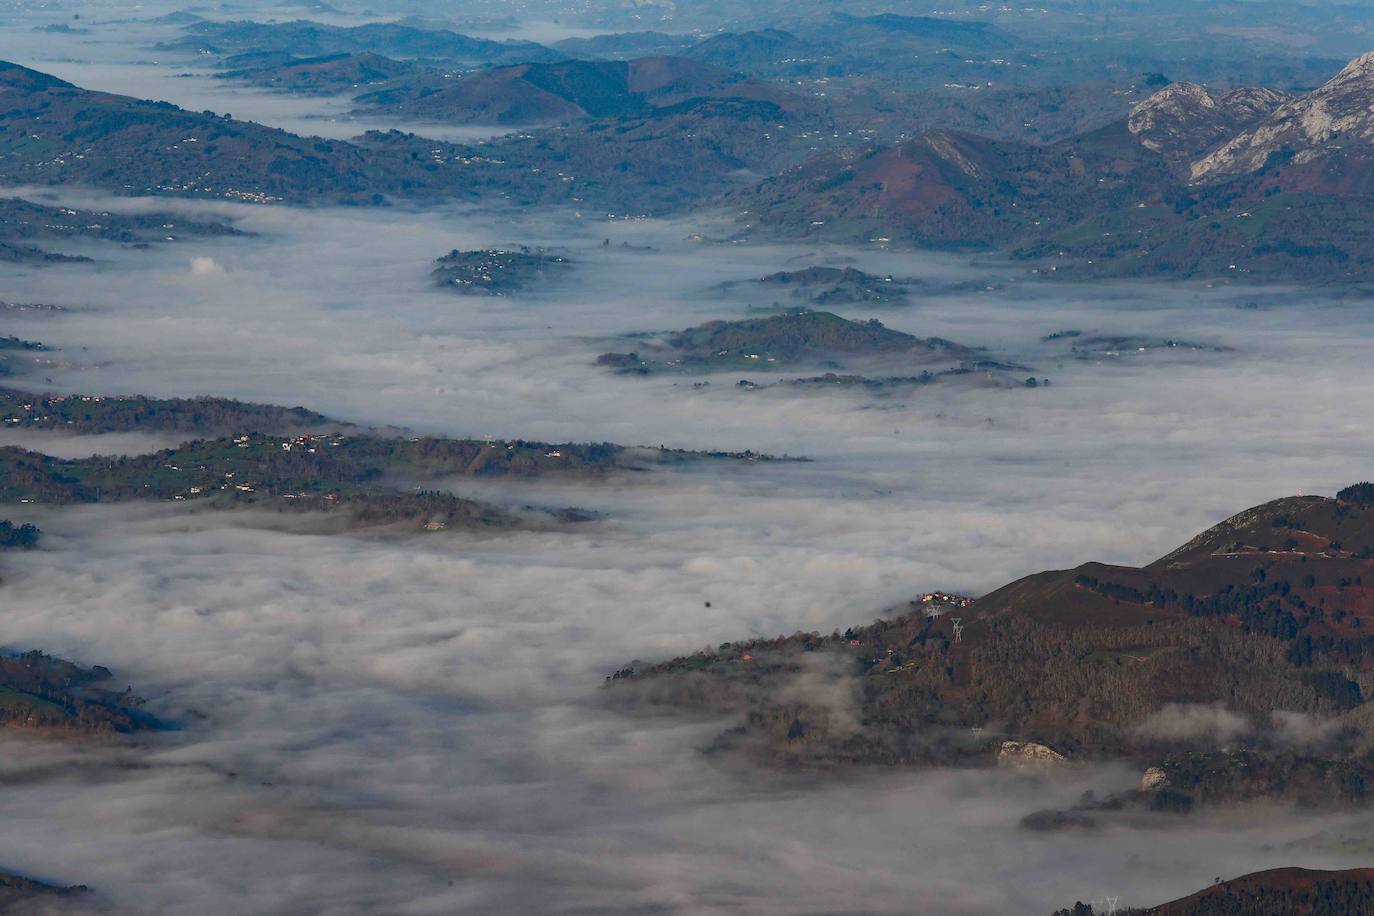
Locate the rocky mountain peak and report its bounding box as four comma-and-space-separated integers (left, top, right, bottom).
1330, 50, 1374, 86
1132, 81, 1215, 112
1217, 86, 1291, 120
1128, 81, 1285, 165
1191, 50, 1374, 181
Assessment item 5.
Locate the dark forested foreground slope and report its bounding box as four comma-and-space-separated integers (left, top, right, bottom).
1054, 867, 1374, 915
610, 485, 1374, 813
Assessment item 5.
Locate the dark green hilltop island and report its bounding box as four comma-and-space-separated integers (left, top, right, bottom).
0, 646, 159, 736
0, 338, 50, 379
0, 525, 158, 737
720, 266, 914, 307
597, 311, 977, 373
0, 196, 242, 264
596, 311, 1037, 389
1040, 331, 1234, 361
0, 433, 770, 513
0, 388, 331, 435
0, 519, 39, 550
608, 484, 1374, 821
0, 871, 91, 909
0, 388, 783, 533
0, 525, 160, 905
432, 248, 571, 296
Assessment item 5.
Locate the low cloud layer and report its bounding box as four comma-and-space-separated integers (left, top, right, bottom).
5, 180, 1374, 911
5, 184, 1374, 910
6, 508, 1374, 914
4, 13, 1374, 913
1135, 703, 1253, 745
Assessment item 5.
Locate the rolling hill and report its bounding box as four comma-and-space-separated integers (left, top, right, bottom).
1147, 867, 1374, 915
0, 60, 828, 212
736, 51, 1374, 281
596, 311, 980, 374
1053, 867, 1374, 915
167, 19, 560, 66
356, 56, 794, 125
217, 51, 423, 95
0, 60, 453, 203
0, 195, 242, 263
608, 484, 1374, 800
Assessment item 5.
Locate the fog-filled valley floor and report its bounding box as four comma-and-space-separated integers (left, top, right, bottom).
5, 188, 1374, 913
5, 2, 1374, 913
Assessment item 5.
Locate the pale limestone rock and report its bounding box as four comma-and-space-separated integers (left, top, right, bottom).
1190, 51, 1374, 181
1140, 766, 1170, 791
997, 740, 1067, 770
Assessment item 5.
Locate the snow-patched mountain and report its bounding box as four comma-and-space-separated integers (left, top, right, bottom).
1127, 82, 1289, 166
1191, 51, 1374, 181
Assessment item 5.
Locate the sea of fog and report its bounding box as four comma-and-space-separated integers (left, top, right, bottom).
4, 183, 1374, 914
3, 11, 1374, 913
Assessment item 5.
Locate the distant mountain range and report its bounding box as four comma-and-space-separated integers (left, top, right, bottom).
736, 51, 1374, 281
355, 55, 797, 125
0, 58, 833, 212
172, 14, 1014, 81
165, 18, 563, 66
11, 43, 1374, 280
551, 16, 1011, 80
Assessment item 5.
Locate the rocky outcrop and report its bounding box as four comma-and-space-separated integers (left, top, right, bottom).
997, 740, 1067, 770
1128, 82, 1288, 166
1140, 765, 1170, 791
1191, 51, 1374, 181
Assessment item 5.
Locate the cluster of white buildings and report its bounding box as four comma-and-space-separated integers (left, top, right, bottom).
919, 592, 973, 617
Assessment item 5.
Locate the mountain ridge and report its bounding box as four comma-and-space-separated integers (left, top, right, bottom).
609, 484, 1374, 785
735, 50, 1374, 280
1191, 50, 1374, 180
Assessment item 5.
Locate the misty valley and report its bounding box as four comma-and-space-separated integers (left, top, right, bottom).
4, 1, 1374, 914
